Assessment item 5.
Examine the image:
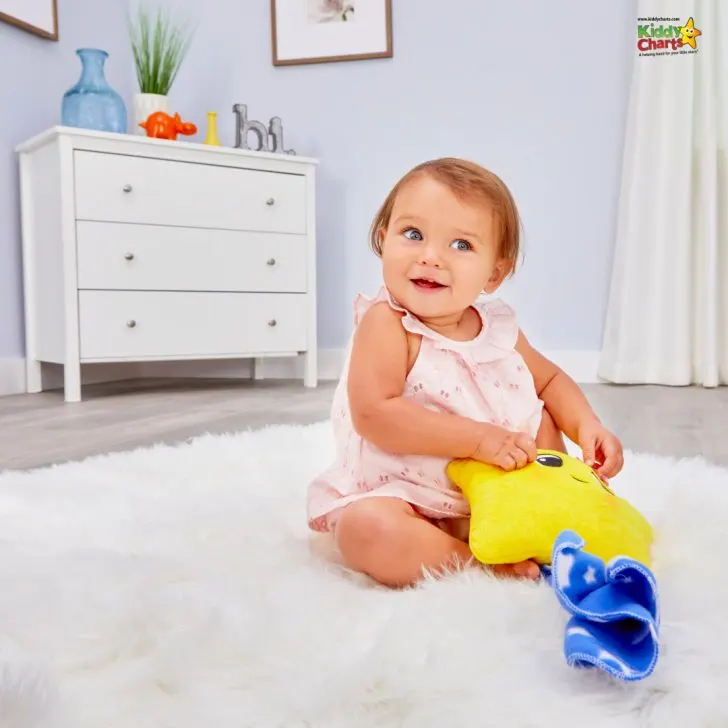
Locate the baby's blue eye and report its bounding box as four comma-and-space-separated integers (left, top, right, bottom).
403, 228, 423, 241
451, 239, 472, 251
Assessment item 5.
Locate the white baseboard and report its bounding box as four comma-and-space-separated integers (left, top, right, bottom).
136, 349, 346, 382
0, 352, 346, 397
0, 357, 147, 396
0, 349, 600, 397
0, 358, 25, 396
41, 362, 148, 390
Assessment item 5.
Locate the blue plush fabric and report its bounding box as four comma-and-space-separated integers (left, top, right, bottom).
541, 530, 660, 682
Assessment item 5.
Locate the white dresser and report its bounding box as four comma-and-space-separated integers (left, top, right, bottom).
16, 127, 318, 402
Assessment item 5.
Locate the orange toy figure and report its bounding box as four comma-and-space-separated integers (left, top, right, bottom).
139, 111, 197, 140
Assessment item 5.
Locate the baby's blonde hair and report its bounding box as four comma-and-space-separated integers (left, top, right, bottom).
369, 157, 522, 276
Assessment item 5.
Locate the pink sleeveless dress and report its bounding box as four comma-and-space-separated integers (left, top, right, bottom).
306, 287, 544, 533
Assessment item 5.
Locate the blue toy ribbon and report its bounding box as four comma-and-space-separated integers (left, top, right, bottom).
541, 530, 660, 682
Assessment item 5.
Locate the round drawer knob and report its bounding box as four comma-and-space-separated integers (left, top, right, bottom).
126, 320, 137, 328
266, 197, 275, 206
268, 319, 277, 327
124, 252, 135, 261
266, 258, 276, 266
122, 184, 133, 193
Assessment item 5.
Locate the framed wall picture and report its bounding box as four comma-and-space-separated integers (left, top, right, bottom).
271, 0, 392, 66
0, 0, 58, 40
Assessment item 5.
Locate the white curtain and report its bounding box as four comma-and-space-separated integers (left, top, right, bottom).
598, 0, 728, 387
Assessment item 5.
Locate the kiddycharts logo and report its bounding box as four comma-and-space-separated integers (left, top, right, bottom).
637, 16, 701, 57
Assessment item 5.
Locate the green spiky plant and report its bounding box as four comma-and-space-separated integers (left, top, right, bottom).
128, 4, 193, 96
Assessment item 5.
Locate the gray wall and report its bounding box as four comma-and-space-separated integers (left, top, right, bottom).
0, 0, 133, 358
0, 0, 636, 356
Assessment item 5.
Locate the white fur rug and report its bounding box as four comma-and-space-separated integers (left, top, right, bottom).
1, 422, 727, 728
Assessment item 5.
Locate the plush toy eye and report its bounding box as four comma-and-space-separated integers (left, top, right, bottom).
536, 454, 563, 467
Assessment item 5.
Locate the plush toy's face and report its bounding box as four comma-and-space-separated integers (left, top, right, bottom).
446, 450, 654, 567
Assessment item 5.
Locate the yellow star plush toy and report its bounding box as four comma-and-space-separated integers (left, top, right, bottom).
446, 450, 654, 567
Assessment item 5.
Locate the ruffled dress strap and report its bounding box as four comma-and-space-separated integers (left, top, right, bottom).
353, 286, 391, 325
466, 297, 520, 363
352, 285, 421, 328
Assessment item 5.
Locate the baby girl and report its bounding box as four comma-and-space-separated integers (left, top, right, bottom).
307, 157, 623, 587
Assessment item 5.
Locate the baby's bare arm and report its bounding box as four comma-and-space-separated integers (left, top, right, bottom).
516, 331, 624, 476
348, 302, 486, 458
348, 303, 535, 468
514, 329, 601, 444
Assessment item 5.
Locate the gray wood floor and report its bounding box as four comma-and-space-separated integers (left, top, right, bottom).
1, 378, 727, 472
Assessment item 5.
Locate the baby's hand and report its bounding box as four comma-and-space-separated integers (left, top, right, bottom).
578, 421, 624, 479
473, 425, 537, 471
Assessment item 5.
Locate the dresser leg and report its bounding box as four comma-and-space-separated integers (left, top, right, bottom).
26, 359, 42, 393
64, 362, 82, 403
303, 349, 317, 388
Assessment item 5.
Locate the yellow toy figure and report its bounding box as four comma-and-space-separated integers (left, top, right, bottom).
447, 451, 660, 681
446, 450, 654, 567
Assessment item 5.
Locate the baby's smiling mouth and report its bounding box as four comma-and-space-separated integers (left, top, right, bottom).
411, 277, 446, 290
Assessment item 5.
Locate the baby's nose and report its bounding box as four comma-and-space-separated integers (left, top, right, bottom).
419, 245, 443, 266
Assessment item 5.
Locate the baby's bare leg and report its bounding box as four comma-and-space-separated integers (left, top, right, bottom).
335, 498, 472, 587
536, 408, 567, 452
335, 498, 538, 587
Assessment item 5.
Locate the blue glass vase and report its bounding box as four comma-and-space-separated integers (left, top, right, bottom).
61, 48, 127, 133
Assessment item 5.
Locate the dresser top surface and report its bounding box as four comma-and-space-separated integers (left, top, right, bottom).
16, 126, 319, 167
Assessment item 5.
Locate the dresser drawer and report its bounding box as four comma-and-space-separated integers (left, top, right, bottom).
76, 221, 308, 293
73, 151, 307, 234
78, 291, 307, 360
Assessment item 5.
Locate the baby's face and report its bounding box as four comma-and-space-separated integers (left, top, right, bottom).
380, 175, 506, 325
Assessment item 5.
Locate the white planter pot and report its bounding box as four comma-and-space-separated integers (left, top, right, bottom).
133, 93, 169, 134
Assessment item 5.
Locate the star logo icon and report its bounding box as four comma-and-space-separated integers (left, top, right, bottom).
679, 17, 702, 49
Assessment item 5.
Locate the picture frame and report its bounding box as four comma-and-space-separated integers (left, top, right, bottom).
271, 0, 392, 66
0, 0, 58, 40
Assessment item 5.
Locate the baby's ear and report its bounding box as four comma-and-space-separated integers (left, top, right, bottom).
484, 259, 510, 293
